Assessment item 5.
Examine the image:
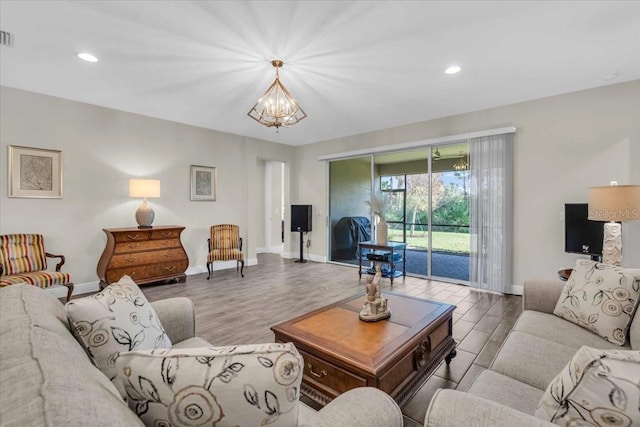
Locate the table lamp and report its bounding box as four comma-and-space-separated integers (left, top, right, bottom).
129, 179, 161, 228
587, 182, 640, 266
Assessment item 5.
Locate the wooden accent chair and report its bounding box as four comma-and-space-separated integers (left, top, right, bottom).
206, 224, 244, 279
0, 234, 74, 301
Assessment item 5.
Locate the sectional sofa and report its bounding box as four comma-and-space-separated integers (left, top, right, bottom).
425, 273, 640, 426
0, 283, 402, 426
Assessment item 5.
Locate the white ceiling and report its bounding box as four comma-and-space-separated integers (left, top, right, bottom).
1, 1, 639, 146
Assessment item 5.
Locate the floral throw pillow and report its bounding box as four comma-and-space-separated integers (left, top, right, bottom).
535, 346, 640, 426
553, 260, 640, 345
114, 343, 303, 427
65, 275, 172, 380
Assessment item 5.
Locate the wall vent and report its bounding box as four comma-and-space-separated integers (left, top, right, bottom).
1, 30, 13, 47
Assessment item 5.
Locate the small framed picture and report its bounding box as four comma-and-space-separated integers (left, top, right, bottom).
8, 145, 63, 198
190, 165, 217, 201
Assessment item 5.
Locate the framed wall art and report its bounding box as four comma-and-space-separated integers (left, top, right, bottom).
190, 165, 217, 201
8, 145, 63, 198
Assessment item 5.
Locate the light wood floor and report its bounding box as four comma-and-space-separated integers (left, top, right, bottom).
138, 253, 523, 427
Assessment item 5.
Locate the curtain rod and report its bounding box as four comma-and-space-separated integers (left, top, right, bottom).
317, 126, 516, 161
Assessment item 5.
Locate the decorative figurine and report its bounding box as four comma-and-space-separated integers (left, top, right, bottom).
359, 264, 391, 322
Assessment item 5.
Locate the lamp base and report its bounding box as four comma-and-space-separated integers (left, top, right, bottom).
602, 222, 622, 266
135, 198, 155, 229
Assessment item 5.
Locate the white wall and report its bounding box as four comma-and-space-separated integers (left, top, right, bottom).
0, 86, 295, 293
293, 80, 640, 290
3, 81, 639, 295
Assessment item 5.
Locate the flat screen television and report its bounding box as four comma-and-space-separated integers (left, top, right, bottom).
564, 203, 604, 261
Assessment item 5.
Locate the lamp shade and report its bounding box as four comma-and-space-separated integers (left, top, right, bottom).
587, 185, 640, 222
129, 179, 160, 198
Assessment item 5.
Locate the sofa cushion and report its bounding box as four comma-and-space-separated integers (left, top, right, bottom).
115, 343, 303, 427
467, 370, 544, 415
65, 275, 172, 381
491, 331, 578, 390
513, 311, 627, 350
553, 260, 640, 346
535, 346, 640, 426
0, 284, 142, 426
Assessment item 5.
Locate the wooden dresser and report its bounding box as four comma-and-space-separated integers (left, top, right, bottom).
97, 226, 188, 288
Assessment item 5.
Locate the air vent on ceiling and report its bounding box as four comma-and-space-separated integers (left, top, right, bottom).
1, 30, 14, 47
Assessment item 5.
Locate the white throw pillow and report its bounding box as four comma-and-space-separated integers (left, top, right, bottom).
535, 346, 640, 426
114, 343, 303, 427
65, 275, 172, 380
553, 260, 640, 345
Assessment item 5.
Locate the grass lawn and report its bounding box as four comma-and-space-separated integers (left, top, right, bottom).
388, 229, 470, 254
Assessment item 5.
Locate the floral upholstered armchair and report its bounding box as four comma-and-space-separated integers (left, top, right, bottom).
0, 234, 73, 301
206, 224, 244, 279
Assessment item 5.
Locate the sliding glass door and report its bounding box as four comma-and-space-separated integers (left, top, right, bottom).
430, 143, 470, 282
329, 156, 372, 264
328, 143, 470, 283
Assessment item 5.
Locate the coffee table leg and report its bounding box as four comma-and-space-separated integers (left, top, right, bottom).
445, 349, 457, 365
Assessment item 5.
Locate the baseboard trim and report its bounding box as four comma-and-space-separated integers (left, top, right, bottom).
283, 252, 327, 263
46, 281, 101, 299
257, 245, 284, 254
47, 258, 261, 298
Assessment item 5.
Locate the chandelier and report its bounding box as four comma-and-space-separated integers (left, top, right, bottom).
453, 152, 468, 171
247, 59, 307, 131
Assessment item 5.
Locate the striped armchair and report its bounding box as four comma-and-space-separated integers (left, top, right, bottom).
0, 234, 74, 301
206, 224, 244, 280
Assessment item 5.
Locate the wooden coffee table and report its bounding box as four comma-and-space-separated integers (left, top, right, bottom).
271, 292, 456, 407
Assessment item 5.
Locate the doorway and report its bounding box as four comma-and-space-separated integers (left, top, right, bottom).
265, 161, 285, 254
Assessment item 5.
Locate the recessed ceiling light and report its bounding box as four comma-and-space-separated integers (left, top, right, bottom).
444, 65, 461, 75
77, 52, 98, 63
603, 72, 619, 82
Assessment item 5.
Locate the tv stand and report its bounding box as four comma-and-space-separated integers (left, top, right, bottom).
295, 227, 306, 263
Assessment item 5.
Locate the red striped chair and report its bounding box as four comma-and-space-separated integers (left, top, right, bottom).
206, 224, 244, 280
0, 234, 74, 301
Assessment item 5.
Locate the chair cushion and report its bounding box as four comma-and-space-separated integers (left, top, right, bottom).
0, 233, 47, 275
208, 225, 243, 263
0, 271, 71, 288
553, 260, 640, 346
535, 346, 640, 426
208, 248, 243, 262
65, 275, 172, 381
115, 343, 303, 427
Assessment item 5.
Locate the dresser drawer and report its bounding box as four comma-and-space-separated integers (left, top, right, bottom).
299, 349, 367, 397
113, 230, 152, 243
109, 248, 186, 268
105, 259, 188, 284
114, 239, 182, 254
151, 229, 181, 240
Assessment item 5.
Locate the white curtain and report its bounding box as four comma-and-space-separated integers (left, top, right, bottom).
469, 133, 513, 293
